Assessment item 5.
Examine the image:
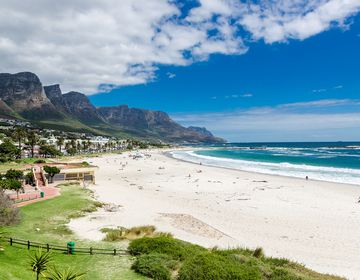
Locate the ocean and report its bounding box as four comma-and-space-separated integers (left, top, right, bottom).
170, 142, 360, 185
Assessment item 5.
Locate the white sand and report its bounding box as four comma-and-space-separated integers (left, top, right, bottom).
69, 149, 360, 279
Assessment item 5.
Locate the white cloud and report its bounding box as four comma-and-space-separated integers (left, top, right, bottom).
241, 93, 253, 97
0, 0, 359, 93
312, 88, 327, 93
240, 0, 360, 43
166, 72, 176, 79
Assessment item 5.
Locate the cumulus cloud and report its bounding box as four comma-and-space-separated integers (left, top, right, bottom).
0, 0, 359, 93
172, 99, 360, 141
240, 0, 360, 43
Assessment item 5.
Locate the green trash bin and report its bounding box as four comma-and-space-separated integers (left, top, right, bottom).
67, 241, 75, 255
40, 192, 44, 198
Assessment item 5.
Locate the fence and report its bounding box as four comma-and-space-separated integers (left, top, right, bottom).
3, 237, 128, 256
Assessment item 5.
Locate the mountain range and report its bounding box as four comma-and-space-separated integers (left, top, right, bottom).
0, 72, 224, 143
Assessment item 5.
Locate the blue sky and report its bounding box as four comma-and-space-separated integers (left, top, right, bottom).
90, 12, 360, 142
1, 0, 360, 141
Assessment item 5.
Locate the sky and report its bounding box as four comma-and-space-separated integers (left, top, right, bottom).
1, 0, 360, 142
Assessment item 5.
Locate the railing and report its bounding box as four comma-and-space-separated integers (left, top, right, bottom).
32, 167, 39, 189
39, 167, 48, 186
3, 237, 128, 256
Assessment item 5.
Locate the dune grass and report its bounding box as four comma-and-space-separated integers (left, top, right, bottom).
129, 236, 345, 280
101, 225, 172, 242
0, 183, 145, 280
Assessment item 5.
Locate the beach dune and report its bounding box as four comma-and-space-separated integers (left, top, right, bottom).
69, 149, 360, 279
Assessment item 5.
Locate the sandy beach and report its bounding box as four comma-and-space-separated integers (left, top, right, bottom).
69, 149, 360, 279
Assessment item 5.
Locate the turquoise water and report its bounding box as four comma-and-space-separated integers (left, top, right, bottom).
171, 142, 360, 185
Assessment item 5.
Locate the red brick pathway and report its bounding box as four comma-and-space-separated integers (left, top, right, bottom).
15, 185, 60, 207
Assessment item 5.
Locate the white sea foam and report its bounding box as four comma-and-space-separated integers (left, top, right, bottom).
170, 150, 360, 185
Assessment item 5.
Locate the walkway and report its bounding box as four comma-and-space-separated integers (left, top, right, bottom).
15, 185, 60, 207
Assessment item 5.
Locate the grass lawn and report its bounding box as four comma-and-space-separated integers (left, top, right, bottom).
0, 158, 49, 172
0, 183, 147, 280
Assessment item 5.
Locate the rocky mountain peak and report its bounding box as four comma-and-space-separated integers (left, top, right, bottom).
0, 72, 60, 120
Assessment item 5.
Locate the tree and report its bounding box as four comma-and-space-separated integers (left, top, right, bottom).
25, 172, 35, 186
39, 145, 62, 158
45, 266, 86, 280
5, 169, 23, 180
11, 127, 27, 158
43, 166, 60, 184
0, 179, 23, 198
56, 137, 64, 153
0, 138, 19, 162
27, 131, 40, 158
29, 248, 53, 280
66, 147, 77, 156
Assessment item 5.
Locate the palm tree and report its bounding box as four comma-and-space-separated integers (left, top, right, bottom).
12, 127, 27, 158
45, 266, 86, 280
29, 248, 53, 280
56, 137, 64, 154
27, 131, 40, 158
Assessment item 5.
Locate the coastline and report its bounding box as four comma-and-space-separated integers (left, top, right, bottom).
69, 148, 360, 279
165, 149, 360, 188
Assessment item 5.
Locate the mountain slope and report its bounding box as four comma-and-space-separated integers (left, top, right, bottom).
0, 72, 62, 120
1, 72, 225, 143
98, 105, 224, 143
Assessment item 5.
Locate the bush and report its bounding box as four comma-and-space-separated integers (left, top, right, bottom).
25, 172, 35, 185
128, 236, 205, 261
34, 159, 46, 164
0, 190, 20, 225
178, 252, 261, 280
253, 247, 264, 258
270, 267, 304, 280
5, 169, 23, 180
131, 253, 173, 280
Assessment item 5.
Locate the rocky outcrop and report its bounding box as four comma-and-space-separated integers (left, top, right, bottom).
45, 85, 104, 124
61, 92, 104, 124
187, 126, 214, 138
44, 84, 63, 109
0, 72, 61, 120
98, 105, 225, 143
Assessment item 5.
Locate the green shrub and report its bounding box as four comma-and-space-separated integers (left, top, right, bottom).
265, 257, 290, 267
34, 159, 46, 164
270, 267, 304, 280
128, 236, 205, 261
178, 252, 261, 280
253, 247, 264, 258
131, 253, 173, 280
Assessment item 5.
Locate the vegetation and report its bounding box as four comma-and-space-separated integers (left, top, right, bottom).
128, 236, 344, 280
131, 253, 173, 280
4, 169, 23, 180
43, 166, 61, 183
0, 179, 23, 198
29, 248, 53, 280
0, 190, 20, 225
0, 184, 145, 280
0, 139, 19, 162
101, 225, 172, 241
44, 266, 86, 280
27, 131, 40, 158
39, 145, 62, 158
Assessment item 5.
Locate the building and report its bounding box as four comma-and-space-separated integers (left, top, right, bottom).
33, 163, 98, 186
